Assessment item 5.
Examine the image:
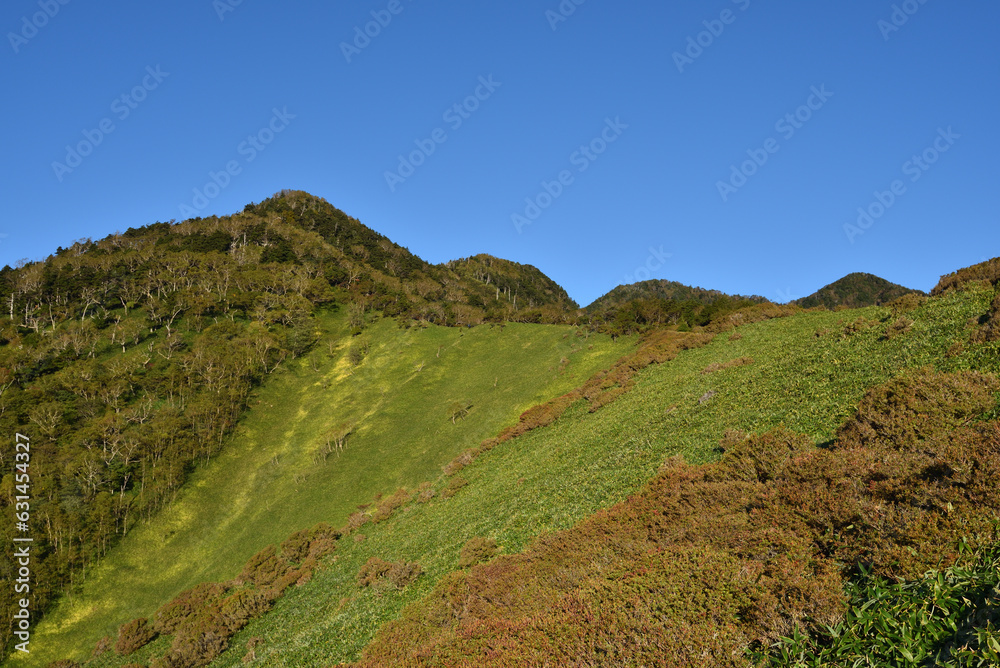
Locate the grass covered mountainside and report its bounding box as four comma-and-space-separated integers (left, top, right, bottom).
794, 272, 923, 310
15, 256, 1000, 667
0, 191, 997, 666
22, 311, 626, 666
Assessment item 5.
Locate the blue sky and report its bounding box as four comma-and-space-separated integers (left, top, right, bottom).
2, 0, 997, 306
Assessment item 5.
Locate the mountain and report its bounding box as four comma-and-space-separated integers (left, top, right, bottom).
793, 272, 923, 309
3, 194, 998, 667
587, 279, 768, 311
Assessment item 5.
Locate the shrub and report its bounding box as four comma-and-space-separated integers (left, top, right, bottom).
91, 635, 112, 658
153, 582, 228, 634
115, 617, 158, 656
416, 482, 436, 503
887, 292, 926, 316
370, 488, 412, 523
238, 545, 290, 588
358, 557, 422, 591
836, 368, 1000, 453
841, 317, 875, 337
459, 537, 499, 568
443, 451, 475, 476
973, 289, 1000, 343
442, 476, 468, 498
345, 511, 369, 532
883, 315, 913, 340
755, 538, 1000, 667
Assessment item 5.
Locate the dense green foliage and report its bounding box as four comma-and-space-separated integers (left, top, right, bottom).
587, 278, 767, 310
585, 279, 771, 336
794, 272, 923, 310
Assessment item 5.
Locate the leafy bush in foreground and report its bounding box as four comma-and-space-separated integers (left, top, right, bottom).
756, 539, 1000, 667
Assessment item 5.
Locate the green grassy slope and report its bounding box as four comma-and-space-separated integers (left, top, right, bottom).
70, 285, 997, 667
18, 312, 627, 666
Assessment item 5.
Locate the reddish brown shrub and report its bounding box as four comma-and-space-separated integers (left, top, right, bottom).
836, 368, 1000, 452
358, 557, 422, 591
442, 451, 474, 476
153, 582, 228, 634
888, 292, 926, 316
91, 635, 112, 658
115, 617, 157, 656
370, 488, 413, 523
238, 545, 290, 588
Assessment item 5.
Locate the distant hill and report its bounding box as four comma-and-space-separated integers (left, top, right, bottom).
443, 254, 579, 311
586, 279, 768, 311
793, 273, 923, 309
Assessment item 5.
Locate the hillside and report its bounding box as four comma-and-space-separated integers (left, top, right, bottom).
19, 261, 1000, 666
793, 272, 923, 309
21, 311, 627, 666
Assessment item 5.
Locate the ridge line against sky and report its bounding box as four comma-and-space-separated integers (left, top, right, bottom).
2, 0, 998, 305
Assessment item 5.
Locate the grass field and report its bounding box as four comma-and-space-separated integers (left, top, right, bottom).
25, 286, 1000, 667
19, 311, 628, 666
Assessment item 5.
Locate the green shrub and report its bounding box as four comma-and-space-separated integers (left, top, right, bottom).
459, 537, 499, 568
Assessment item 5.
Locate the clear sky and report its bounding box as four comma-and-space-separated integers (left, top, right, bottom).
2, 0, 997, 306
